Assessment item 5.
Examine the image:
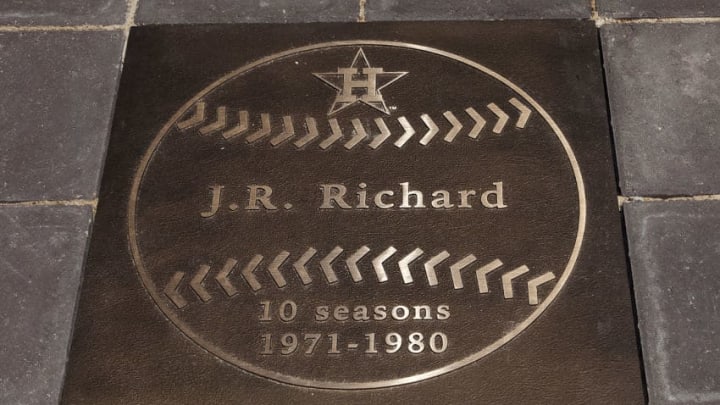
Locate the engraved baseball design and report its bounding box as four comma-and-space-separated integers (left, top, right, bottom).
129, 42, 586, 389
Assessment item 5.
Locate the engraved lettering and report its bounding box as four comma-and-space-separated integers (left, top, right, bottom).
408, 332, 425, 353
333, 305, 350, 321
458, 189, 476, 208
206, 183, 507, 212
365, 332, 378, 354
316, 182, 506, 210
374, 190, 395, 208
200, 185, 224, 217
430, 190, 454, 208
315, 305, 330, 321
311, 304, 450, 322
437, 304, 451, 320
480, 181, 507, 208
356, 182, 370, 209
260, 333, 273, 354
281, 333, 298, 354
373, 305, 388, 320
391, 305, 410, 320
353, 305, 371, 321
319, 184, 352, 209
279, 300, 297, 322
429, 332, 449, 353
327, 333, 340, 354
386, 332, 402, 353
413, 305, 433, 320
399, 182, 426, 208
258, 300, 297, 322
259, 331, 449, 356
259, 300, 272, 321
246, 185, 278, 210
304, 333, 321, 354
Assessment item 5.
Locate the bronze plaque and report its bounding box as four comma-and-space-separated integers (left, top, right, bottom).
62, 22, 645, 403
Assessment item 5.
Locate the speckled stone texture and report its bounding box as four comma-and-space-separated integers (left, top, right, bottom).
0, 31, 124, 201
598, 0, 720, 18
602, 24, 720, 196
365, 0, 590, 20
0, 0, 127, 25
0, 205, 92, 405
624, 200, 720, 404
135, 0, 358, 24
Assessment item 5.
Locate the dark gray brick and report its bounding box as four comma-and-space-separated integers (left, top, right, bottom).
598, 0, 720, 18
0, 0, 127, 26
365, 0, 590, 20
135, 0, 358, 24
0, 31, 124, 201
602, 24, 720, 196
0, 205, 92, 405
624, 200, 720, 404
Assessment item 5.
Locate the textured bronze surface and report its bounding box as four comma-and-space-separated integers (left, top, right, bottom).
62, 22, 645, 403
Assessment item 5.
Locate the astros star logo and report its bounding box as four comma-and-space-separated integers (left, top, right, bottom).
313, 48, 407, 115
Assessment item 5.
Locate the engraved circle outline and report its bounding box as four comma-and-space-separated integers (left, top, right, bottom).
128, 40, 587, 390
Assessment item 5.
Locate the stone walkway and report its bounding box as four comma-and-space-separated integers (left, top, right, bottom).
1, 1, 719, 404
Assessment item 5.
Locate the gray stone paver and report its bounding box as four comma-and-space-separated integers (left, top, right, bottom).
598, 0, 720, 18
0, 0, 128, 26
136, 0, 358, 24
624, 200, 720, 404
0, 205, 93, 405
0, 31, 124, 202
365, 0, 590, 20
602, 23, 720, 196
